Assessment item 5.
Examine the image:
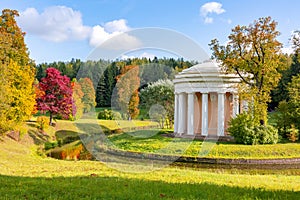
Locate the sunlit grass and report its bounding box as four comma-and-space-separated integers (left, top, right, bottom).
108, 132, 300, 159
1, 128, 300, 199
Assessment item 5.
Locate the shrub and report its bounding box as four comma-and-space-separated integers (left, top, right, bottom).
36, 116, 50, 131
44, 141, 58, 150
254, 125, 278, 144
287, 124, 299, 142
97, 109, 122, 120
98, 109, 110, 120
111, 111, 122, 120
228, 113, 278, 144
49, 143, 83, 160
60, 144, 83, 160
227, 113, 255, 144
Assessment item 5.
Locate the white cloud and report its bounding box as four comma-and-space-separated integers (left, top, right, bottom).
119, 52, 156, 60
18, 6, 140, 49
139, 52, 155, 60
200, 2, 225, 24
99, 32, 142, 50
200, 2, 225, 16
18, 6, 91, 42
89, 19, 139, 49
119, 55, 135, 60
104, 19, 130, 33
89, 25, 117, 47
204, 17, 213, 24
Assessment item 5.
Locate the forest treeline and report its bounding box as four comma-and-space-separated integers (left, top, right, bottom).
35, 57, 196, 107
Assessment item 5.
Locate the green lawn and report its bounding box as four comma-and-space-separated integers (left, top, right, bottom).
0, 135, 300, 199
108, 130, 300, 159
46, 119, 300, 159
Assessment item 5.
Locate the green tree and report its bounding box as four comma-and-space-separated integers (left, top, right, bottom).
210, 16, 286, 124
275, 74, 300, 139
140, 79, 174, 128
287, 74, 300, 128
270, 31, 300, 110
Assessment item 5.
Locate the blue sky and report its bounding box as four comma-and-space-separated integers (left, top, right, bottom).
1, 0, 300, 63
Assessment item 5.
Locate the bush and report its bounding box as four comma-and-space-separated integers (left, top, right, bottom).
36, 116, 50, 131
111, 111, 122, 120
228, 113, 278, 145
44, 141, 58, 150
48, 143, 84, 160
97, 109, 122, 120
254, 125, 278, 144
287, 124, 299, 142
227, 113, 255, 144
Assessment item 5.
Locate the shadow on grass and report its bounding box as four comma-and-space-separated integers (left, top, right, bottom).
27, 130, 50, 145
0, 174, 298, 200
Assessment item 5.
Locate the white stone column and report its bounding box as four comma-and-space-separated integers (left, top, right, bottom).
174, 93, 179, 133
201, 93, 208, 136
218, 92, 225, 136
232, 94, 239, 118
187, 92, 194, 135
241, 100, 248, 113
178, 93, 186, 135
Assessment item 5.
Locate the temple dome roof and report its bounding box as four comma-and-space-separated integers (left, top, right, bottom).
181, 61, 220, 74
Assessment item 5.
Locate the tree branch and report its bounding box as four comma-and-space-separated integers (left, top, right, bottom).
234, 67, 253, 86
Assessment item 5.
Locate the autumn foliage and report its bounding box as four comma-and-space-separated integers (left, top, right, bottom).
78, 78, 96, 113
0, 9, 35, 133
210, 16, 286, 124
36, 68, 73, 125
71, 79, 84, 120
116, 65, 140, 119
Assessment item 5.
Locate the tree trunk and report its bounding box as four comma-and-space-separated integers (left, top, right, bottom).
49, 112, 53, 126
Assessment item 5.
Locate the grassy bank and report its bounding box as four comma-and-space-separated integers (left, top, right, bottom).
48, 119, 300, 160
0, 136, 300, 199
108, 131, 300, 159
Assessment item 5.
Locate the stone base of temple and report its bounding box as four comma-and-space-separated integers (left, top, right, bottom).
165, 133, 235, 142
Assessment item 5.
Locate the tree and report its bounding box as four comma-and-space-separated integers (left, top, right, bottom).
210, 16, 286, 124
275, 74, 300, 138
37, 68, 73, 125
0, 9, 35, 133
270, 31, 300, 110
115, 65, 140, 119
140, 79, 174, 128
287, 74, 300, 127
0, 60, 36, 132
0, 9, 32, 66
71, 79, 84, 120
78, 78, 96, 113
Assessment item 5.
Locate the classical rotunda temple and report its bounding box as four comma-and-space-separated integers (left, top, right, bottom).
173, 61, 246, 137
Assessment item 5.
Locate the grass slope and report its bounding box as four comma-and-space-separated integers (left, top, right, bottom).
0, 134, 300, 199
108, 131, 300, 159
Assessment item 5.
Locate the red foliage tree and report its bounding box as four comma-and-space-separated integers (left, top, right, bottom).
36, 68, 73, 125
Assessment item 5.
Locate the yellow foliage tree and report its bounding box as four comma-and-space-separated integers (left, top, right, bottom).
0, 9, 35, 133
0, 60, 35, 132
210, 17, 287, 124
